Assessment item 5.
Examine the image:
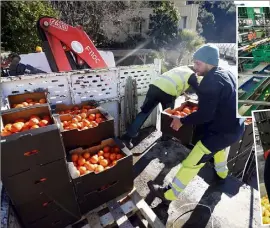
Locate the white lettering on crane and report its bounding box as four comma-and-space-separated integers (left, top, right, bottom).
85, 46, 100, 64
49, 19, 68, 31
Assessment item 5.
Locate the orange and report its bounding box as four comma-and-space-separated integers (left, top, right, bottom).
82, 119, 90, 127
100, 159, 109, 167
30, 115, 41, 121
75, 170, 80, 176
98, 150, 104, 156
65, 109, 71, 114
95, 165, 104, 173
4, 124, 12, 132
71, 154, 79, 162
88, 114, 96, 121
116, 154, 124, 160
109, 153, 116, 161
76, 122, 83, 129
31, 125, 40, 129
104, 152, 110, 159
14, 118, 25, 123
95, 118, 103, 123
21, 122, 30, 131
22, 102, 29, 107
166, 109, 174, 115
42, 116, 51, 122
80, 113, 87, 119
96, 113, 102, 118
114, 147, 120, 153
83, 152, 90, 159
78, 157, 86, 166
81, 109, 88, 113
11, 122, 24, 133
39, 120, 48, 127
183, 107, 191, 115
79, 166, 87, 175
29, 118, 39, 127
112, 160, 117, 166
98, 155, 104, 163
103, 146, 111, 153
81, 126, 88, 130
62, 121, 69, 127
75, 115, 82, 121
15, 104, 24, 108
1, 131, 12, 136
92, 121, 98, 127
180, 112, 187, 117
71, 117, 79, 123
69, 123, 78, 130
90, 155, 99, 164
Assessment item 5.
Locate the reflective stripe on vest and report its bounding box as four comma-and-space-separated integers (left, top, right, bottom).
214, 161, 228, 173
160, 72, 187, 96
172, 177, 186, 191
169, 183, 180, 198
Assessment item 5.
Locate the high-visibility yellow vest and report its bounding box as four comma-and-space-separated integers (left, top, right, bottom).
152, 66, 196, 97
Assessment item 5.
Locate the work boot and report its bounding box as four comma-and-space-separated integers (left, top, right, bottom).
148, 182, 171, 206
121, 134, 134, 149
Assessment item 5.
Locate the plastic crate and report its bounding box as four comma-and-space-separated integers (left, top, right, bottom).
243, 60, 260, 70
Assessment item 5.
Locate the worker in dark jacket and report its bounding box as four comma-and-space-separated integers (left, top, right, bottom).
151, 44, 245, 203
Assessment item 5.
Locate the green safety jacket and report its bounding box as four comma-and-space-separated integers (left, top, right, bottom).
152, 66, 196, 97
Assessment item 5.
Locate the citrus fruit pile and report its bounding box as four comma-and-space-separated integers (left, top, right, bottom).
12, 98, 47, 108
71, 145, 124, 176
166, 105, 198, 117
61, 112, 106, 131
1, 115, 51, 136
57, 105, 96, 115
262, 195, 270, 224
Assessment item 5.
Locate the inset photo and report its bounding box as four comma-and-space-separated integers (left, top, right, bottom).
252, 109, 270, 225
237, 6, 270, 117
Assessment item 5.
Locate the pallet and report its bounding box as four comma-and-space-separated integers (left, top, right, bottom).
70, 188, 165, 228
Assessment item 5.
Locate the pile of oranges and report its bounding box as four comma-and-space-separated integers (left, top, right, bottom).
1, 115, 51, 137
12, 98, 47, 108
61, 112, 106, 131
71, 145, 124, 176
166, 105, 198, 117
57, 105, 96, 115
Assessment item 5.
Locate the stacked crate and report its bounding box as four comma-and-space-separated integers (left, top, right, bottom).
1, 93, 81, 228
53, 103, 134, 215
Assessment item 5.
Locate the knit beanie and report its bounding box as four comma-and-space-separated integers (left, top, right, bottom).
193, 44, 219, 66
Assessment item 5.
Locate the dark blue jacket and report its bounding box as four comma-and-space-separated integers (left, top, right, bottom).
181, 67, 244, 134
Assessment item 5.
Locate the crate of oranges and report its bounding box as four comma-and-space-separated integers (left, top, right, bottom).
1, 105, 67, 178
67, 138, 134, 214
161, 100, 198, 145
55, 107, 115, 149
53, 101, 98, 115
7, 92, 48, 109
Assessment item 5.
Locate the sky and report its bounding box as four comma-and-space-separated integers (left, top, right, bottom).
234, 1, 270, 7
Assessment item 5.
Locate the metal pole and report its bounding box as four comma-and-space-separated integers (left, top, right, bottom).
238, 100, 270, 106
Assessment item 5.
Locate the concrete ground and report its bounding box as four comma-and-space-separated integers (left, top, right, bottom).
130, 128, 262, 228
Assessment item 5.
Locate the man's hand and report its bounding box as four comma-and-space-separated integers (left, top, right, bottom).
170, 116, 183, 131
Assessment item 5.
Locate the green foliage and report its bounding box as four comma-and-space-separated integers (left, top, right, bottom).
187, 1, 236, 42
1, 1, 58, 54
148, 2, 180, 50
